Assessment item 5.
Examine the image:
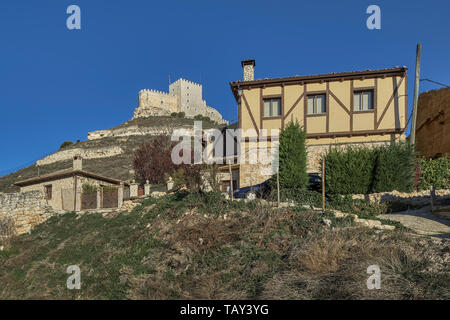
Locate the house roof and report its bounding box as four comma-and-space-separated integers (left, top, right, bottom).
14, 169, 126, 187
229, 67, 408, 100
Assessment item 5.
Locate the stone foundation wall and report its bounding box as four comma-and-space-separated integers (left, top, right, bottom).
0, 191, 55, 235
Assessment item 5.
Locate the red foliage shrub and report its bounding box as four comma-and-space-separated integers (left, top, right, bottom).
133, 136, 177, 184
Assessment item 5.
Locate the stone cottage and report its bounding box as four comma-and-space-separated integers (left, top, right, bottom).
14, 155, 126, 211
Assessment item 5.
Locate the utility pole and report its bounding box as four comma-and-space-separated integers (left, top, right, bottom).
410, 43, 421, 147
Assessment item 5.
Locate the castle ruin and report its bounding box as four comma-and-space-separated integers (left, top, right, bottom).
133, 78, 227, 124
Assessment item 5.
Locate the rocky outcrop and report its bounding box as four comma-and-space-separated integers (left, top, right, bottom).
36, 147, 124, 166
87, 126, 195, 140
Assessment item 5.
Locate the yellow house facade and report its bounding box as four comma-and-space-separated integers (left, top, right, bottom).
228, 60, 408, 188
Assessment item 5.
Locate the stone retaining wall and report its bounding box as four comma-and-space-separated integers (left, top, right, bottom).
0, 191, 55, 235
352, 189, 450, 207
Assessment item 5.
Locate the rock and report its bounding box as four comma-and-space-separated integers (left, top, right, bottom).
151, 191, 166, 198
322, 218, 332, 227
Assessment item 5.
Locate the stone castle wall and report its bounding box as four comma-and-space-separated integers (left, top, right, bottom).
0, 191, 55, 235
133, 78, 226, 124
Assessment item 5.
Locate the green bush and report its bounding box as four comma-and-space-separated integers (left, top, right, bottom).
82, 183, 98, 194
59, 141, 74, 150
324, 142, 416, 195
372, 142, 416, 193
325, 146, 376, 194
273, 121, 308, 190
418, 156, 450, 190
177, 112, 185, 118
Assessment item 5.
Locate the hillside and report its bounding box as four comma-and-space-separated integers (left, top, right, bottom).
0, 192, 449, 299
0, 116, 224, 193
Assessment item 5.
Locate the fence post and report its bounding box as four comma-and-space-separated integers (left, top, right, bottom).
277, 169, 280, 208
144, 180, 151, 196
130, 180, 139, 198
322, 158, 325, 212
96, 188, 101, 210
430, 185, 435, 211
228, 161, 234, 201
118, 182, 124, 209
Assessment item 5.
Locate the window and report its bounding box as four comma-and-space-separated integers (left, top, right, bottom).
45, 185, 52, 200
263, 98, 281, 117
307, 94, 326, 114
354, 90, 374, 111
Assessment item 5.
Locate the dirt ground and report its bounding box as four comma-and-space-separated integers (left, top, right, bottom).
379, 206, 450, 238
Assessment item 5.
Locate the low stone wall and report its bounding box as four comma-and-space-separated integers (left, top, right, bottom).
0, 191, 55, 235
352, 189, 450, 208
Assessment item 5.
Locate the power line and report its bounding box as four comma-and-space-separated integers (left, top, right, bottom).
420, 78, 450, 88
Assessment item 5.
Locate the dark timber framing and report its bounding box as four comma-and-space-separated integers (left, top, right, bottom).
230, 67, 408, 138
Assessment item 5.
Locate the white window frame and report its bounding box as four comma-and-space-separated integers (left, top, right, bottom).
263, 97, 282, 118
307, 94, 326, 115
353, 90, 374, 111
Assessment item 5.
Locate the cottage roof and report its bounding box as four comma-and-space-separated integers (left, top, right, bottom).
14, 169, 125, 187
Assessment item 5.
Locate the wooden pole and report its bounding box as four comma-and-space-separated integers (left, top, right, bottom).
276, 169, 280, 208
322, 159, 325, 212
410, 43, 421, 147
228, 161, 234, 201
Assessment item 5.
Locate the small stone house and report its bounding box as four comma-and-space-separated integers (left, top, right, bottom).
14, 156, 126, 211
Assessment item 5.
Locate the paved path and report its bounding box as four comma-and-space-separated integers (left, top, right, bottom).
379, 205, 450, 238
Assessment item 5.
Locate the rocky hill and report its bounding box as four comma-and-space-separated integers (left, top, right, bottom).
0, 116, 224, 193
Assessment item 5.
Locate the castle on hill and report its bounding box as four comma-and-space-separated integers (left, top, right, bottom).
133, 78, 227, 124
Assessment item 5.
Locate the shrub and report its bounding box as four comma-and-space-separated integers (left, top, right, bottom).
133, 136, 177, 184
170, 165, 203, 193
82, 183, 98, 194
325, 142, 416, 195
325, 146, 376, 194
59, 141, 73, 150
274, 121, 308, 190
372, 142, 416, 193
177, 112, 185, 118
170, 112, 178, 117
418, 156, 450, 190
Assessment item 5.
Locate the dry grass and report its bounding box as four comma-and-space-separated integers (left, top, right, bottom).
0, 192, 448, 300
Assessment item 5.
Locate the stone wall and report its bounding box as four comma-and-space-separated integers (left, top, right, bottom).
133, 78, 227, 124
0, 191, 55, 235
36, 147, 124, 166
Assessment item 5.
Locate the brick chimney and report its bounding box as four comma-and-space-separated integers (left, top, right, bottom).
241, 59, 255, 81
73, 155, 83, 171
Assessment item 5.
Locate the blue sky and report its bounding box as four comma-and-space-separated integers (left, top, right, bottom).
0, 0, 449, 175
